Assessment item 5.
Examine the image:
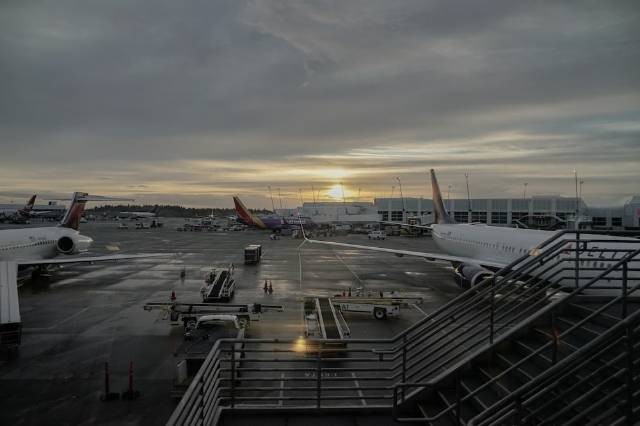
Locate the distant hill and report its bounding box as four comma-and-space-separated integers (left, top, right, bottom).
85, 204, 271, 218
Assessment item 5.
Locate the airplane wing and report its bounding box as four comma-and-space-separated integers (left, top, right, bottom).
17, 253, 170, 266
303, 238, 505, 269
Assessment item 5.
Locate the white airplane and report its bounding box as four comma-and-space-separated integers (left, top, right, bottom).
119, 205, 159, 219
304, 170, 639, 289
0, 192, 167, 280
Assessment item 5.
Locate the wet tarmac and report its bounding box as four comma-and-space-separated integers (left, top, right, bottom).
0, 220, 460, 425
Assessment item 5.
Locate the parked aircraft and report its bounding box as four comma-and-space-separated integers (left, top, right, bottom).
303, 170, 638, 289
233, 196, 312, 230
0, 192, 167, 282
119, 205, 159, 219
0, 195, 42, 223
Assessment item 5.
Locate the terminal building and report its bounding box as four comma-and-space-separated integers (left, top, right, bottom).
283, 195, 640, 230
374, 195, 640, 229
281, 202, 380, 224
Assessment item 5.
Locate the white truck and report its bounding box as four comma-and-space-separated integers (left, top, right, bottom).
332, 300, 399, 320
367, 230, 386, 240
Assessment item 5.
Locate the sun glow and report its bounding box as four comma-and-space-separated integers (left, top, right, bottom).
327, 184, 345, 200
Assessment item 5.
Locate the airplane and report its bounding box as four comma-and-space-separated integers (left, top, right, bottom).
119, 205, 159, 220
302, 169, 639, 289
233, 196, 312, 230
0, 192, 167, 282
0, 195, 43, 223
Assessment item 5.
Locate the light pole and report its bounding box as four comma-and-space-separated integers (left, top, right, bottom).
465, 172, 472, 223
573, 170, 579, 230
396, 177, 406, 223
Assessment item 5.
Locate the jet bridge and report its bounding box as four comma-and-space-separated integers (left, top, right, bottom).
0, 261, 21, 353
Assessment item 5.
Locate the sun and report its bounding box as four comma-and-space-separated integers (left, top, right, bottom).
327, 184, 344, 200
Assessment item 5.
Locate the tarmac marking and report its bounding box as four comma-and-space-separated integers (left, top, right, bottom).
350, 372, 367, 406
331, 249, 364, 286
298, 251, 303, 289
412, 304, 428, 317
48, 306, 91, 329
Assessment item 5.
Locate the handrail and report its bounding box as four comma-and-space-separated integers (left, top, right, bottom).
392, 247, 640, 423
467, 309, 640, 426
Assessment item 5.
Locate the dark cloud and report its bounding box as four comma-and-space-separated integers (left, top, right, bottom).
0, 0, 639, 206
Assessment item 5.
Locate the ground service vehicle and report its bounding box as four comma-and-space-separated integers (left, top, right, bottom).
244, 245, 262, 264
367, 230, 386, 240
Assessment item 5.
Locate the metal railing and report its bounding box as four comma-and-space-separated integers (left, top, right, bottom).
467, 309, 640, 426
167, 230, 640, 425
392, 249, 640, 423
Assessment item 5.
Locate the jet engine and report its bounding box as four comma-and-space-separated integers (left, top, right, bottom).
56, 234, 92, 255
454, 264, 494, 289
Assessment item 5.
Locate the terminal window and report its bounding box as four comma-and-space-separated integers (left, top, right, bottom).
471, 212, 487, 223
491, 212, 508, 224
592, 217, 607, 227
391, 211, 403, 221
454, 212, 468, 223
612, 217, 622, 227
379, 211, 388, 221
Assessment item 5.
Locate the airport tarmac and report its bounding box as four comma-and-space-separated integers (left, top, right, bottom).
0, 220, 460, 425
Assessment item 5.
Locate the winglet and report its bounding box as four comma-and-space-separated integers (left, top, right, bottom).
430, 169, 454, 224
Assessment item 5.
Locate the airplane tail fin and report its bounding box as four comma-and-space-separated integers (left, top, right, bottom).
25, 195, 36, 211
59, 192, 88, 230
18, 194, 37, 215
430, 169, 454, 224
233, 196, 266, 229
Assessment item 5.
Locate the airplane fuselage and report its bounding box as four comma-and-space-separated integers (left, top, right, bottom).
431, 223, 638, 288
0, 227, 93, 262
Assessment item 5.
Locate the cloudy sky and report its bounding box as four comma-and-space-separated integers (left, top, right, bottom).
1, 0, 639, 208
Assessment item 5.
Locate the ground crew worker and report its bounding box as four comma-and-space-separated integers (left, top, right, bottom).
379, 291, 384, 298
268, 281, 273, 294
263, 280, 268, 294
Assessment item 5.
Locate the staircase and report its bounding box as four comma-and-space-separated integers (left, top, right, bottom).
167, 231, 640, 425
399, 299, 640, 425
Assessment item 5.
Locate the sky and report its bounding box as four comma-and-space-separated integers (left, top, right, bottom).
1, 0, 639, 208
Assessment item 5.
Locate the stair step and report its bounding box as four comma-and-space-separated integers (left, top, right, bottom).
513, 339, 552, 368
476, 366, 519, 397
566, 303, 622, 328
584, 403, 625, 426
415, 401, 456, 426
459, 374, 503, 413
437, 387, 476, 425
556, 315, 606, 337
494, 352, 538, 383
